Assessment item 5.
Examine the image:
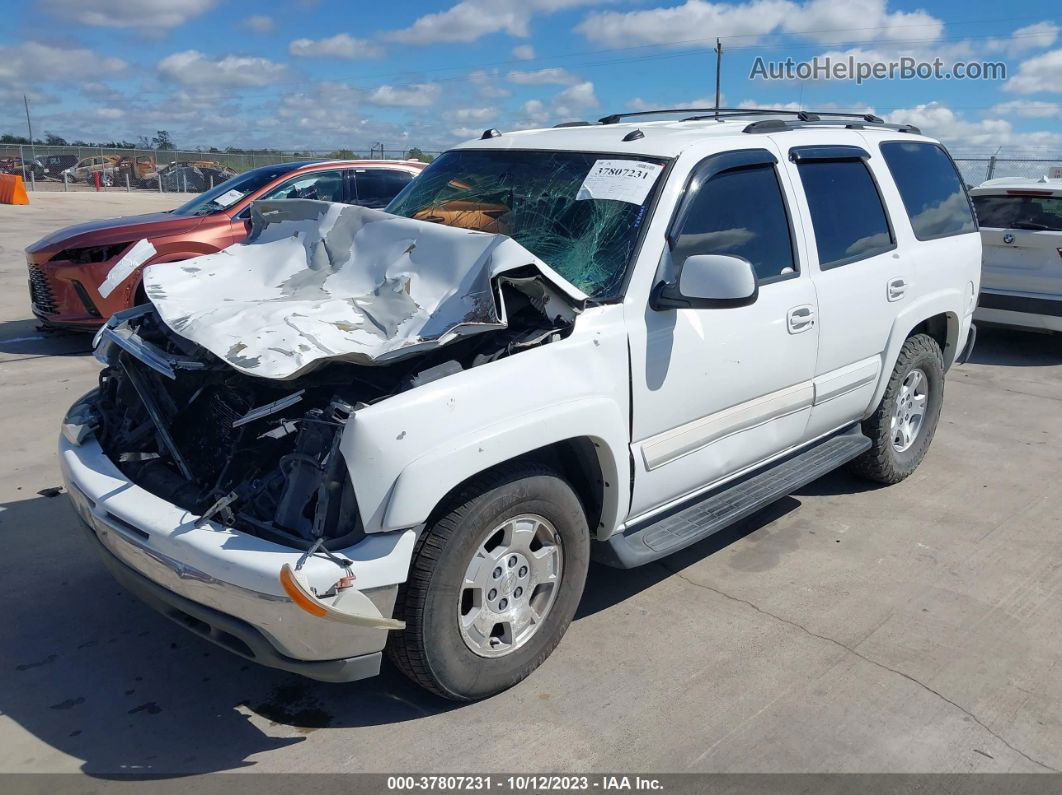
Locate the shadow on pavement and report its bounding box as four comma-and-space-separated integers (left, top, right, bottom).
0, 318, 93, 357
0, 492, 457, 778
967, 325, 1062, 368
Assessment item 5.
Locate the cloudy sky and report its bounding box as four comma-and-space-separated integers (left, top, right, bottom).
1, 0, 1060, 155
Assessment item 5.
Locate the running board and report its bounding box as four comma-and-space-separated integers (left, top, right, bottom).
595, 427, 871, 568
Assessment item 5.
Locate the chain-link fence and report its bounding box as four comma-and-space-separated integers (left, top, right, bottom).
952, 158, 1061, 187
3, 142, 1058, 195
0, 144, 440, 193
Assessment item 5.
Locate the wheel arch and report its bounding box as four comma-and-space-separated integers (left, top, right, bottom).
867, 300, 961, 416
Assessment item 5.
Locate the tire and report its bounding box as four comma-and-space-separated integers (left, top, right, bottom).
386, 463, 589, 701
850, 333, 945, 484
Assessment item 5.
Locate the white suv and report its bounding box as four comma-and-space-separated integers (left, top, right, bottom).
59, 109, 981, 700
970, 176, 1062, 333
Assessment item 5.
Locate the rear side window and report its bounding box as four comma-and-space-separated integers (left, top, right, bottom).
796, 159, 894, 268
973, 194, 1062, 231
354, 169, 414, 208
880, 142, 976, 240
671, 164, 796, 282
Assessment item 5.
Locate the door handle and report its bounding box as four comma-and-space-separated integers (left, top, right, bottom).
887, 278, 908, 302
787, 305, 815, 334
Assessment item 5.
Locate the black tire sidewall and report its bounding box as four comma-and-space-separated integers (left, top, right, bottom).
884, 338, 944, 475
417, 473, 589, 700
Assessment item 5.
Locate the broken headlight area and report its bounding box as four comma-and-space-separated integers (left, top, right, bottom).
90, 284, 573, 549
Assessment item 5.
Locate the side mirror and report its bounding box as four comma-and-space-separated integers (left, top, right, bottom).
651, 254, 758, 309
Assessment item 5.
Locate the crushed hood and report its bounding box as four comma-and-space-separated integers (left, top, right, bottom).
143, 200, 586, 380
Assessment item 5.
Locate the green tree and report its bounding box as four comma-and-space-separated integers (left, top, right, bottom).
152, 130, 174, 150
405, 147, 434, 163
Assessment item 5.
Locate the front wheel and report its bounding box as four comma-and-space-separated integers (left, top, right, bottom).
387, 463, 589, 701
850, 333, 945, 484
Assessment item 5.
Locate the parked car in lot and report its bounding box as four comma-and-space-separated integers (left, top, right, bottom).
970, 177, 1062, 333
60, 110, 979, 700
0, 156, 44, 180
62, 154, 123, 185
25, 159, 426, 330
42, 154, 78, 177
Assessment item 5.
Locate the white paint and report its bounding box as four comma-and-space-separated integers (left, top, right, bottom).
576, 159, 664, 205
144, 201, 585, 380
98, 239, 156, 299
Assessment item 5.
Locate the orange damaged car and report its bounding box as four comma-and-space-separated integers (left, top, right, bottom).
25, 159, 426, 331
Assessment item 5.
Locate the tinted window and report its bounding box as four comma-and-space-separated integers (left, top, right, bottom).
261, 170, 345, 202
672, 164, 795, 281
797, 159, 893, 268
880, 142, 976, 239
354, 169, 413, 208
973, 194, 1062, 231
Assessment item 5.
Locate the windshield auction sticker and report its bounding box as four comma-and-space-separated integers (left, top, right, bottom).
576, 160, 664, 204
214, 188, 245, 207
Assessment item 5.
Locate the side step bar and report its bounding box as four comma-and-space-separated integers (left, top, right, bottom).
595, 426, 872, 568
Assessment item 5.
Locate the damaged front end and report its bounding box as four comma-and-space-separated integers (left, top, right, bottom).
83, 202, 582, 554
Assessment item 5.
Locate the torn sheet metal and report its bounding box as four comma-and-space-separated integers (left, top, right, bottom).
143, 200, 586, 380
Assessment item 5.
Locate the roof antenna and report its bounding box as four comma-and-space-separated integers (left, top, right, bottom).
622, 129, 645, 142
480, 128, 501, 139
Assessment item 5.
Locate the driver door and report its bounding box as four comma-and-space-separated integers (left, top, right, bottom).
626, 148, 820, 518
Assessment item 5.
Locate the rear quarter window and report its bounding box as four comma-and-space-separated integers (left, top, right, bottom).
879, 141, 977, 240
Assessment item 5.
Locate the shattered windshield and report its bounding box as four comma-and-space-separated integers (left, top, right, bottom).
169, 164, 299, 217
386, 149, 668, 298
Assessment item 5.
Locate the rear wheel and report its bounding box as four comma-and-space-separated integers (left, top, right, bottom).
850, 333, 944, 484
387, 463, 589, 701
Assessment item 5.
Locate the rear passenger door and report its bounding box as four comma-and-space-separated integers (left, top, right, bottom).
350, 168, 414, 208
781, 139, 911, 438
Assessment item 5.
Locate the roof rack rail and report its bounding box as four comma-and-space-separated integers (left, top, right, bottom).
742, 118, 920, 135
597, 107, 886, 125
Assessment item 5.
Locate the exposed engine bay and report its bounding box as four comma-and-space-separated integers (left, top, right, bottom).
85, 202, 584, 549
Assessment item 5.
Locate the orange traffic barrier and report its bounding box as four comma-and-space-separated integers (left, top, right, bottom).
0, 174, 30, 205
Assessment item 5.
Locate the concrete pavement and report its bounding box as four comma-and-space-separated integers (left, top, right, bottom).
0, 194, 1059, 776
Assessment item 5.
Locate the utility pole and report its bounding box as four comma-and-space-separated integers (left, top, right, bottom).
714, 38, 723, 118
24, 95, 35, 162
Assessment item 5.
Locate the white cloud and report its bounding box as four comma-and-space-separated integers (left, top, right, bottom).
449, 126, 484, 139
577, 0, 943, 48
985, 22, 1059, 56
469, 69, 512, 97
41, 0, 219, 32
507, 67, 579, 85
555, 80, 598, 109
626, 96, 717, 111
94, 107, 125, 120
289, 33, 385, 59
988, 100, 1062, 119
444, 106, 497, 124
780, 0, 942, 45
367, 83, 441, 107
885, 102, 1062, 155
240, 15, 275, 34
512, 45, 536, 60
1004, 48, 1062, 94
158, 50, 289, 86
383, 0, 604, 45
0, 42, 126, 102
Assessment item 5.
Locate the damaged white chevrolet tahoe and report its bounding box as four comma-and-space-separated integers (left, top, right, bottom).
59, 109, 981, 700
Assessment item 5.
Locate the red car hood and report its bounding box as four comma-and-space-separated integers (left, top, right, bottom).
26, 212, 206, 255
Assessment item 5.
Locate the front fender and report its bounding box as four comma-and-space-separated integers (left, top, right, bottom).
339, 305, 632, 538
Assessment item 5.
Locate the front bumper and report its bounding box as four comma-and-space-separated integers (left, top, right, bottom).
60, 431, 417, 682
27, 255, 112, 330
